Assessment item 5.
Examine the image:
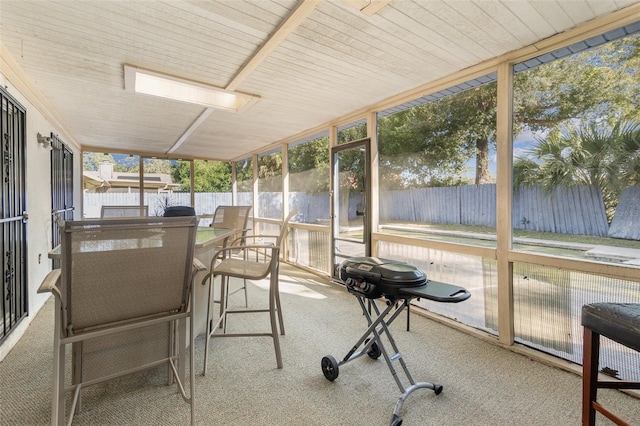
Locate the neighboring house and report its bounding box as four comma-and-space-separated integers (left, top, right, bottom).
83, 162, 181, 193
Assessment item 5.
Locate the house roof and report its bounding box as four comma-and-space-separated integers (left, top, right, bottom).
1, 0, 639, 161
83, 171, 181, 191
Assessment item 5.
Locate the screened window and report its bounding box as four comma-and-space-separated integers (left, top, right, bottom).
257, 149, 282, 219
377, 74, 498, 247
82, 152, 141, 218
512, 26, 640, 266
288, 133, 330, 273
142, 157, 191, 216
288, 133, 330, 224
236, 158, 253, 207
337, 119, 367, 144
192, 159, 232, 224
509, 24, 640, 381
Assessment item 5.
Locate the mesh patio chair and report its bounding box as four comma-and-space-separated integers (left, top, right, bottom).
202, 210, 297, 374
38, 216, 203, 425
206, 205, 253, 311
100, 205, 148, 217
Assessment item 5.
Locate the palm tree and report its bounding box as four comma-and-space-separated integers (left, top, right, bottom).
513, 120, 640, 221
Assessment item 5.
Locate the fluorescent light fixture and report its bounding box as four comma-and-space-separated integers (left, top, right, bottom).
123, 64, 259, 113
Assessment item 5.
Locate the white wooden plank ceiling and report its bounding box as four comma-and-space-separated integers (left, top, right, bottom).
1, 0, 638, 160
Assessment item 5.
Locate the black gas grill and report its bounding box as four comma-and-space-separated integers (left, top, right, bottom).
340, 257, 428, 299
322, 257, 471, 426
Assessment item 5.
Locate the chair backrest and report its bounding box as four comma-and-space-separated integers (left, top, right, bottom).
277, 210, 298, 247
261, 210, 298, 262
58, 216, 198, 334
211, 205, 252, 229
211, 205, 252, 243
101, 205, 148, 218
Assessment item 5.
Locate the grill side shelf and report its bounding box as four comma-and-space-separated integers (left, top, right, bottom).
400, 281, 471, 303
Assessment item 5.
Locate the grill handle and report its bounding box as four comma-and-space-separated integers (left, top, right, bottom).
344, 266, 381, 282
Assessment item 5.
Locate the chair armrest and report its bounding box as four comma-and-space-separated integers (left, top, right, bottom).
229, 234, 278, 247
201, 243, 280, 286
37, 269, 62, 299
192, 257, 210, 288
213, 243, 278, 259
227, 227, 253, 246
192, 257, 206, 273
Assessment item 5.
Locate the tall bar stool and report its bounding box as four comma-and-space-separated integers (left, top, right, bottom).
201, 210, 297, 375
581, 303, 640, 425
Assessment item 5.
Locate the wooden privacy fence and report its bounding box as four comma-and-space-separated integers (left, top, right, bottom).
380, 184, 610, 237
608, 186, 640, 240
86, 184, 640, 239
84, 192, 232, 217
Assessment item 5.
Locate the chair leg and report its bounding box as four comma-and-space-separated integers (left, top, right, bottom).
203, 274, 215, 376
72, 342, 83, 413
222, 275, 231, 334
53, 345, 66, 425
274, 265, 285, 336
243, 277, 249, 307
52, 300, 66, 426
582, 327, 599, 426
269, 272, 283, 369
189, 296, 196, 426
219, 274, 228, 331
177, 319, 187, 384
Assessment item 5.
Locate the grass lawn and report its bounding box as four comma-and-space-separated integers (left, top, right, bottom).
380, 222, 640, 250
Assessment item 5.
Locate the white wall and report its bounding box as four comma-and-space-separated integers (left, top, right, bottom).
0, 68, 82, 360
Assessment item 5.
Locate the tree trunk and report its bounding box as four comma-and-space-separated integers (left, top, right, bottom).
475, 137, 491, 185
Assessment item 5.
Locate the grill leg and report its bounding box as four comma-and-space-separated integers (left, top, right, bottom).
323, 295, 444, 426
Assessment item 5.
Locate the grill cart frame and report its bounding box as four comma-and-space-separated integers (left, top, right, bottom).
321, 257, 470, 426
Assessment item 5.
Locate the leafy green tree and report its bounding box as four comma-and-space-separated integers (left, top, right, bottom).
235, 159, 253, 192
83, 152, 116, 171
172, 160, 232, 192
258, 152, 282, 192
288, 137, 330, 192
334, 124, 369, 192
379, 33, 640, 188
142, 158, 173, 174
116, 155, 140, 172
338, 123, 367, 143
378, 95, 482, 189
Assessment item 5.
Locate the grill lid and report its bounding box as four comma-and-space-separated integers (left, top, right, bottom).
339, 257, 427, 287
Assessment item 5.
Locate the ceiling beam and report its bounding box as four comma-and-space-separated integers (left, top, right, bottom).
226, 0, 323, 91
167, 0, 323, 155
167, 108, 214, 154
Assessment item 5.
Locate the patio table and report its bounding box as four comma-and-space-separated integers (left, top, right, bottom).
48, 226, 234, 261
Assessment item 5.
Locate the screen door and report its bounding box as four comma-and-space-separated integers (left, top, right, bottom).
330, 138, 371, 279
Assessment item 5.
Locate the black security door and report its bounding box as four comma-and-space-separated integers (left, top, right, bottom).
51, 134, 74, 269
1, 88, 28, 342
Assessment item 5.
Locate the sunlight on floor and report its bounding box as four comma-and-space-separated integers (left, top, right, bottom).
250, 277, 328, 299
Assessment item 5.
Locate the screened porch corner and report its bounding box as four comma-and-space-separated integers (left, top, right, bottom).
1, 262, 638, 426
2, 1, 640, 425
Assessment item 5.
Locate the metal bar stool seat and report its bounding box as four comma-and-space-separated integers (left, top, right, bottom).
582, 303, 640, 426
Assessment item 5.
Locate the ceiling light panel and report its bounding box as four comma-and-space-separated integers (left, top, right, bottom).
124, 64, 259, 113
